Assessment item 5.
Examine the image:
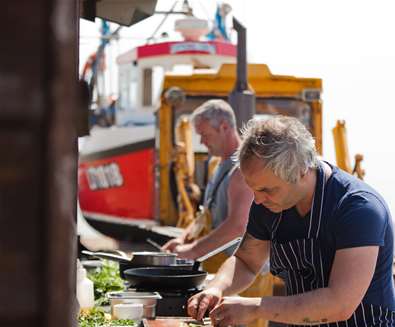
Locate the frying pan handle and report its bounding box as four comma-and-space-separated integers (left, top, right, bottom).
194, 237, 242, 269
147, 238, 164, 252
82, 250, 133, 263
110, 250, 129, 258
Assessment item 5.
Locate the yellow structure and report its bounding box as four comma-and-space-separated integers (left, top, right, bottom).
156, 64, 324, 327
332, 120, 365, 179
159, 63, 323, 226
174, 117, 200, 228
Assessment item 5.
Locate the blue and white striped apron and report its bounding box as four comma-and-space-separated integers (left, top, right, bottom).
269, 164, 395, 327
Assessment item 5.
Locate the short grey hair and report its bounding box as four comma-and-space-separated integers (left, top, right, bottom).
237, 115, 319, 183
191, 99, 236, 129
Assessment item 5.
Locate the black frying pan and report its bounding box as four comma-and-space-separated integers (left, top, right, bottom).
82, 249, 194, 278
123, 237, 241, 290
118, 258, 195, 279
124, 267, 207, 290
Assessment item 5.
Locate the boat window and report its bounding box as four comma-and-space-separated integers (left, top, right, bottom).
172, 95, 314, 144
255, 98, 312, 131
143, 68, 152, 106
142, 67, 164, 108
118, 63, 138, 110
152, 67, 164, 107
129, 81, 138, 108
174, 96, 311, 126
118, 68, 128, 110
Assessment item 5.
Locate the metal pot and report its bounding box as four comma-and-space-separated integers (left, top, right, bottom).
82, 250, 177, 266
131, 251, 177, 266
82, 249, 183, 280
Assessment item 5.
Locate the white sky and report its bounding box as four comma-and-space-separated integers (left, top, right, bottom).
80, 0, 395, 214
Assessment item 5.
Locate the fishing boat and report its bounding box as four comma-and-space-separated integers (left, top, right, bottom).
78, 3, 351, 245
78, 5, 238, 242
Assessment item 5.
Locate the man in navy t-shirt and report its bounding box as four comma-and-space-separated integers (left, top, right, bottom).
186, 115, 395, 327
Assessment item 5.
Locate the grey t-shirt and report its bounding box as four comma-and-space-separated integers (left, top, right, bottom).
204, 157, 236, 255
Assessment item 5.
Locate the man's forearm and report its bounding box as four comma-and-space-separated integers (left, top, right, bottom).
207, 256, 257, 296
173, 221, 242, 259
258, 288, 351, 325
192, 221, 244, 258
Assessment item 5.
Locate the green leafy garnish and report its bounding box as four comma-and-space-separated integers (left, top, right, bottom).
78, 307, 107, 326
78, 307, 136, 326
87, 260, 125, 306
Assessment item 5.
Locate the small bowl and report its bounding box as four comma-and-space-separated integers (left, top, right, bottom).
107, 291, 161, 319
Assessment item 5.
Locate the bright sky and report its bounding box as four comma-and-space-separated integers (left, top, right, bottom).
80, 0, 395, 214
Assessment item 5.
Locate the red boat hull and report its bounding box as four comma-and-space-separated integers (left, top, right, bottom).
78, 142, 155, 220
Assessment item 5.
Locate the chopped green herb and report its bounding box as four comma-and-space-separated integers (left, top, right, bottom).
78, 307, 107, 327
78, 307, 136, 326
87, 260, 125, 306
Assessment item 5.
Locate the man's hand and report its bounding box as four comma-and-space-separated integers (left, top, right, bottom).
209, 296, 262, 327
187, 287, 223, 321
161, 238, 183, 252
173, 241, 198, 259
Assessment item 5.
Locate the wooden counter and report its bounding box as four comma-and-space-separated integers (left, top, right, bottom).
143, 317, 211, 327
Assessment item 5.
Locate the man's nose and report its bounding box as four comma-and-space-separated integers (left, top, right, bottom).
254, 192, 268, 205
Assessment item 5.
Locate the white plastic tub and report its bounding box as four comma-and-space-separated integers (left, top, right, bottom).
107, 291, 161, 319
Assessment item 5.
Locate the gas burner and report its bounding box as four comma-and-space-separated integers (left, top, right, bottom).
127, 287, 201, 316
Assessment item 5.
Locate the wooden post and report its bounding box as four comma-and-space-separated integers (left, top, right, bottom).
0, 0, 78, 326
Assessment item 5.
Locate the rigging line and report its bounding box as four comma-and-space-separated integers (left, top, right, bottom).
196, 0, 211, 20
80, 35, 148, 40
145, 0, 180, 44
87, 23, 122, 103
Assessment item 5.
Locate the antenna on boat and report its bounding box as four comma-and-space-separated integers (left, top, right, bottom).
146, 0, 180, 44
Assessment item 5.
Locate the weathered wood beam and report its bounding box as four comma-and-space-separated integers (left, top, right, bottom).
0, 0, 79, 326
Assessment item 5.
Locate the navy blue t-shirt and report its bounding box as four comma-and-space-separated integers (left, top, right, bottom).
247, 163, 395, 310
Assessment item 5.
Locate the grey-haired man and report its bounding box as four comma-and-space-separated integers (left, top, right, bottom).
188, 115, 395, 327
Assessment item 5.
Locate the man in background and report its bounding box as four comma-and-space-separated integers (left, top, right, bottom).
163, 99, 273, 327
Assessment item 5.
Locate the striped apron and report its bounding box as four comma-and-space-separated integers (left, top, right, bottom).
269, 164, 395, 327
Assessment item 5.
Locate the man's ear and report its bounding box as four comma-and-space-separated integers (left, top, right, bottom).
219, 120, 229, 132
